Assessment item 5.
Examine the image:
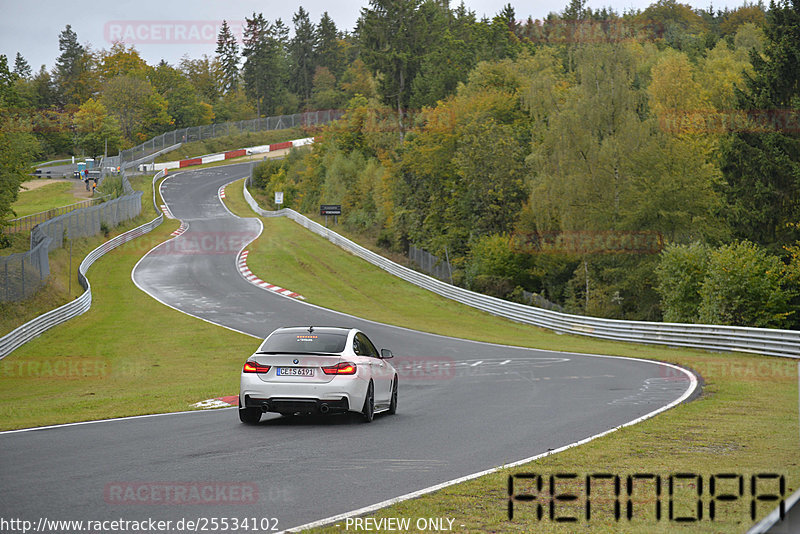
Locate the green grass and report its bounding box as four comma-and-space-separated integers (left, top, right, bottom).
12, 181, 79, 217
0, 176, 160, 335
0, 171, 795, 532
224, 177, 800, 533
0, 181, 257, 429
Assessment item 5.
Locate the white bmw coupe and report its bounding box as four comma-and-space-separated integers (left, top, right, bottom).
239, 326, 398, 424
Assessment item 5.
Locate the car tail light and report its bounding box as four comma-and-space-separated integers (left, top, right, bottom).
322, 362, 357, 375
243, 361, 270, 373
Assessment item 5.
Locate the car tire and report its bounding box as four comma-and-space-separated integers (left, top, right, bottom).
388, 376, 398, 415
239, 407, 261, 424
362, 381, 374, 423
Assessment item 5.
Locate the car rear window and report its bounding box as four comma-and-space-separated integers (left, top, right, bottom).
259, 332, 347, 354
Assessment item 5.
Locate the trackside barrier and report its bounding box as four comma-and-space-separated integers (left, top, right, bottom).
0, 175, 166, 359
106, 110, 343, 170
243, 181, 800, 359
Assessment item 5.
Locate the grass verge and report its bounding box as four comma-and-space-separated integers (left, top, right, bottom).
0, 172, 795, 532
225, 177, 800, 533
0, 176, 160, 335
0, 176, 257, 429
12, 181, 77, 217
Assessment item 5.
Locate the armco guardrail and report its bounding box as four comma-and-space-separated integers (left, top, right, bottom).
243, 182, 800, 359
0, 199, 164, 360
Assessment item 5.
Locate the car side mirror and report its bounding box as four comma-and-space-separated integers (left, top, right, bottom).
381, 349, 393, 359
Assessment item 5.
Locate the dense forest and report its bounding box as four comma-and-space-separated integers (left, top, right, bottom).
1, 0, 799, 328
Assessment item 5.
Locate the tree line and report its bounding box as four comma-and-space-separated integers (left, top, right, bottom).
2, 0, 799, 330
250, 0, 800, 329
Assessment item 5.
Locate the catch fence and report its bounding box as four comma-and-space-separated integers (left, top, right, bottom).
4, 196, 110, 234
107, 110, 342, 170
408, 245, 453, 284
1, 175, 143, 302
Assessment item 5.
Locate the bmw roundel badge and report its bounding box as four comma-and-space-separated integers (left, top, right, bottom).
293, 359, 299, 364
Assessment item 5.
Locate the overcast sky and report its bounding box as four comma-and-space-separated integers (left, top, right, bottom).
1, 0, 745, 72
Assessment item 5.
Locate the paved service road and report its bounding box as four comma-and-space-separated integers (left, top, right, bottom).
0, 163, 697, 532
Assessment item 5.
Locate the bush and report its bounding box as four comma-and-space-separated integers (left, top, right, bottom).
465, 234, 529, 291
655, 243, 710, 322
470, 274, 516, 299
698, 241, 794, 328
97, 176, 124, 199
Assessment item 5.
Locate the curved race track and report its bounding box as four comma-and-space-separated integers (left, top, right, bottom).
0, 163, 697, 532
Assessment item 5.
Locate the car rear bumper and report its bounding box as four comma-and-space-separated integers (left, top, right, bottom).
242, 394, 350, 415
240, 374, 367, 414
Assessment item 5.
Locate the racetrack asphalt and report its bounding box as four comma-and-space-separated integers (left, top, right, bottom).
0, 163, 698, 532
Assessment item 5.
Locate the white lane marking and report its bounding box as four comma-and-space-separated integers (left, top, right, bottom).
283, 361, 698, 533
192, 399, 233, 409
499, 359, 511, 365
7, 168, 706, 531
470, 360, 483, 367
139, 166, 684, 367
0, 407, 234, 435
128, 169, 702, 533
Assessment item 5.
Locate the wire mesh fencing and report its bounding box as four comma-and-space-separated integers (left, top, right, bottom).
408, 245, 454, 284
30, 192, 143, 252
107, 110, 343, 170
3, 197, 112, 234
519, 289, 568, 313
0, 237, 51, 302
1, 174, 144, 302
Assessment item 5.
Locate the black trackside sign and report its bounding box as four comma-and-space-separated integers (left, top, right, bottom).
320, 204, 342, 216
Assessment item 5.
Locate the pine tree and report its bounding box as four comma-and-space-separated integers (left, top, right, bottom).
719, 0, 800, 249
53, 24, 85, 106
216, 21, 239, 94
316, 12, 344, 78
242, 14, 289, 117
290, 7, 318, 103
358, 0, 427, 129
13, 53, 31, 79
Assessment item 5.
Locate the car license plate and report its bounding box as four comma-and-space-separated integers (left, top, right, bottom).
277, 367, 314, 377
